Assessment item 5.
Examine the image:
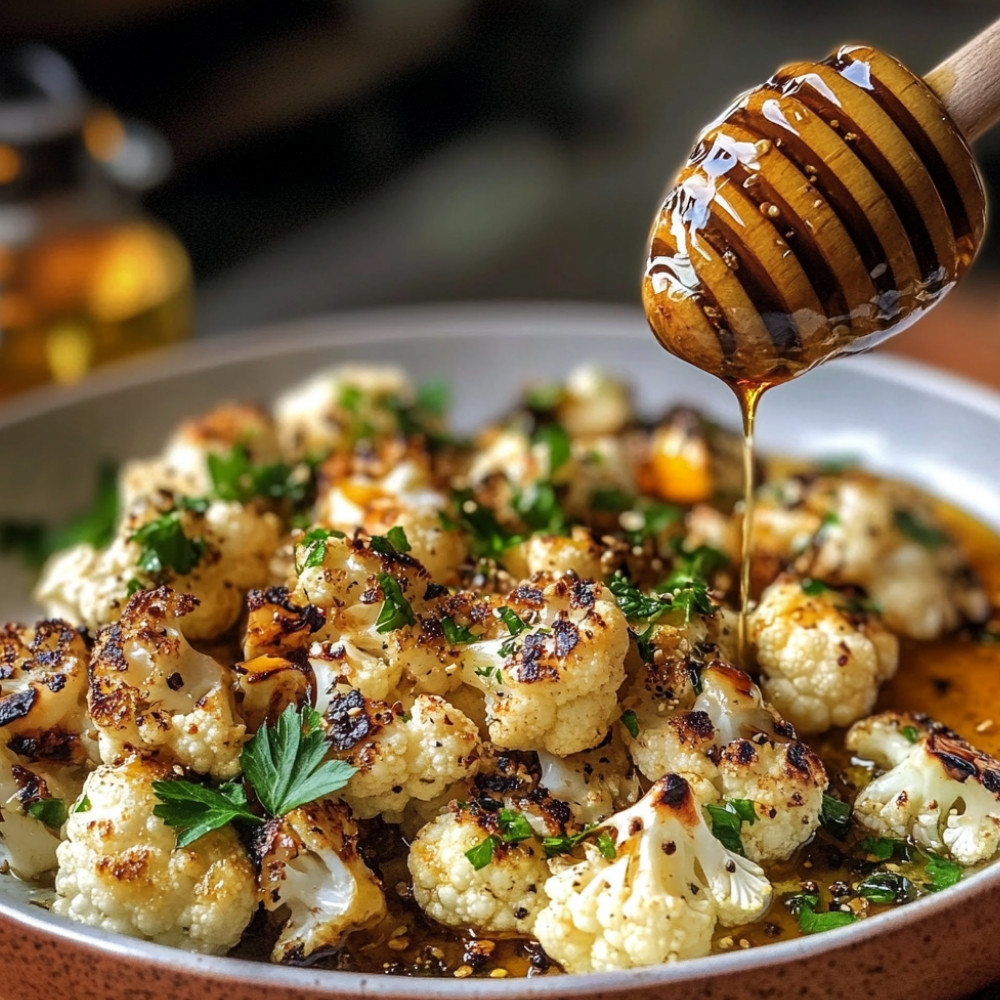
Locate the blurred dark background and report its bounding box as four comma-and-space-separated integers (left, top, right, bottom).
3, 0, 1000, 338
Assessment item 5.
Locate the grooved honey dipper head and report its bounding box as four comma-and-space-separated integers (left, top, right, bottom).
643, 44, 986, 390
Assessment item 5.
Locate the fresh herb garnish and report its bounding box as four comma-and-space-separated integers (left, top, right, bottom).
294, 527, 346, 573
819, 792, 852, 841
446, 490, 518, 560
590, 487, 635, 512
705, 799, 757, 856
857, 870, 916, 905
607, 571, 670, 622
622, 499, 683, 544
370, 526, 411, 556
893, 509, 948, 549
130, 499, 209, 578
207, 444, 311, 506
153, 703, 356, 849
923, 853, 962, 892
512, 480, 570, 535
465, 808, 534, 869
541, 824, 616, 859
787, 892, 857, 934
859, 835, 899, 862
532, 423, 572, 477
26, 797, 68, 828
375, 573, 416, 633
621, 709, 640, 738
440, 615, 477, 645
72, 795, 91, 814
496, 606, 529, 637
900, 724, 921, 744
802, 578, 829, 597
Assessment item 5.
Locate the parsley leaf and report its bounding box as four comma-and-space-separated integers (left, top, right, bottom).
542, 824, 616, 859
893, 509, 948, 549
496, 606, 529, 636
465, 836, 498, 870
152, 777, 259, 849
207, 444, 311, 505
465, 808, 534, 869
705, 799, 756, 855
375, 573, 416, 633
512, 480, 570, 535
857, 870, 916, 905
294, 527, 345, 573
788, 893, 857, 934
446, 490, 518, 559
923, 853, 962, 892
801, 578, 829, 597
621, 709, 640, 738
900, 724, 920, 744
622, 499, 683, 544
240, 703, 355, 819
533, 423, 572, 477
860, 835, 899, 862
819, 792, 852, 841
26, 797, 68, 828
441, 614, 477, 644
607, 571, 670, 622
370, 526, 411, 556
130, 502, 207, 578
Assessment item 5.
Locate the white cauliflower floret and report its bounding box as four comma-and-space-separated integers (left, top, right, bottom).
273, 364, 437, 458
88, 588, 245, 779
533, 774, 772, 973
847, 712, 1000, 866
546, 365, 633, 438
536, 736, 640, 826
120, 403, 281, 506
503, 527, 611, 583
623, 660, 826, 863
316, 442, 467, 584
52, 754, 256, 953
326, 691, 481, 822
460, 576, 629, 756
36, 496, 282, 641
0, 742, 83, 879
252, 798, 386, 963
752, 471, 988, 641
408, 803, 551, 935
0, 620, 96, 763
750, 575, 899, 734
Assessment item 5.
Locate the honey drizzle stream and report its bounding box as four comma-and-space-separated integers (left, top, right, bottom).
735, 381, 769, 663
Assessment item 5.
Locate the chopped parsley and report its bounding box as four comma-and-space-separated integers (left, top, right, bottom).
445, 490, 517, 560
786, 892, 857, 934
153, 703, 355, 848
294, 527, 345, 573
857, 871, 916, 905
607, 571, 671, 622
130, 499, 209, 579
207, 444, 312, 506
496, 606, 529, 637
542, 824, 616, 859
26, 797, 68, 828
621, 709, 640, 738
893, 508, 948, 549
370, 525, 411, 556
532, 423, 572, 477
375, 573, 416, 633
464, 808, 535, 869
900, 724, 921, 744
440, 614, 477, 645
819, 792, 852, 841
705, 798, 756, 856
801, 577, 829, 597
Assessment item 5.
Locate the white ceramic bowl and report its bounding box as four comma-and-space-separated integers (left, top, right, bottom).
1, 302, 998, 1000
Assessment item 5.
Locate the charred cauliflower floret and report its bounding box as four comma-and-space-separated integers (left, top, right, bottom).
623, 661, 826, 864
251, 797, 386, 963
273, 364, 445, 459
749, 575, 899, 734
325, 690, 481, 822
88, 588, 245, 779
533, 774, 773, 973
847, 711, 1000, 866
408, 801, 551, 935
36, 495, 281, 641
0, 619, 96, 764
752, 471, 988, 641
459, 576, 630, 756
120, 403, 282, 506
316, 440, 467, 584
52, 754, 256, 953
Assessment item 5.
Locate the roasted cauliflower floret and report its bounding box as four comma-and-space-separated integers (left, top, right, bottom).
251, 797, 386, 963
533, 773, 772, 973
752, 471, 988, 640
408, 801, 551, 935
326, 690, 481, 822
316, 441, 466, 584
847, 711, 1000, 866
120, 403, 282, 506
0, 619, 96, 763
52, 754, 256, 954
274, 364, 443, 458
460, 576, 630, 756
36, 495, 282, 641
750, 575, 899, 734
88, 588, 245, 779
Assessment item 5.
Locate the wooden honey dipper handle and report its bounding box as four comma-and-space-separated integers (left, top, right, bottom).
926, 15, 1000, 143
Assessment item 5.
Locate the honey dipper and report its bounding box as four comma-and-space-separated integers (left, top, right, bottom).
643, 17, 1000, 390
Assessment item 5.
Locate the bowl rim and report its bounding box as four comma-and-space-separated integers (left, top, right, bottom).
2, 299, 999, 996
